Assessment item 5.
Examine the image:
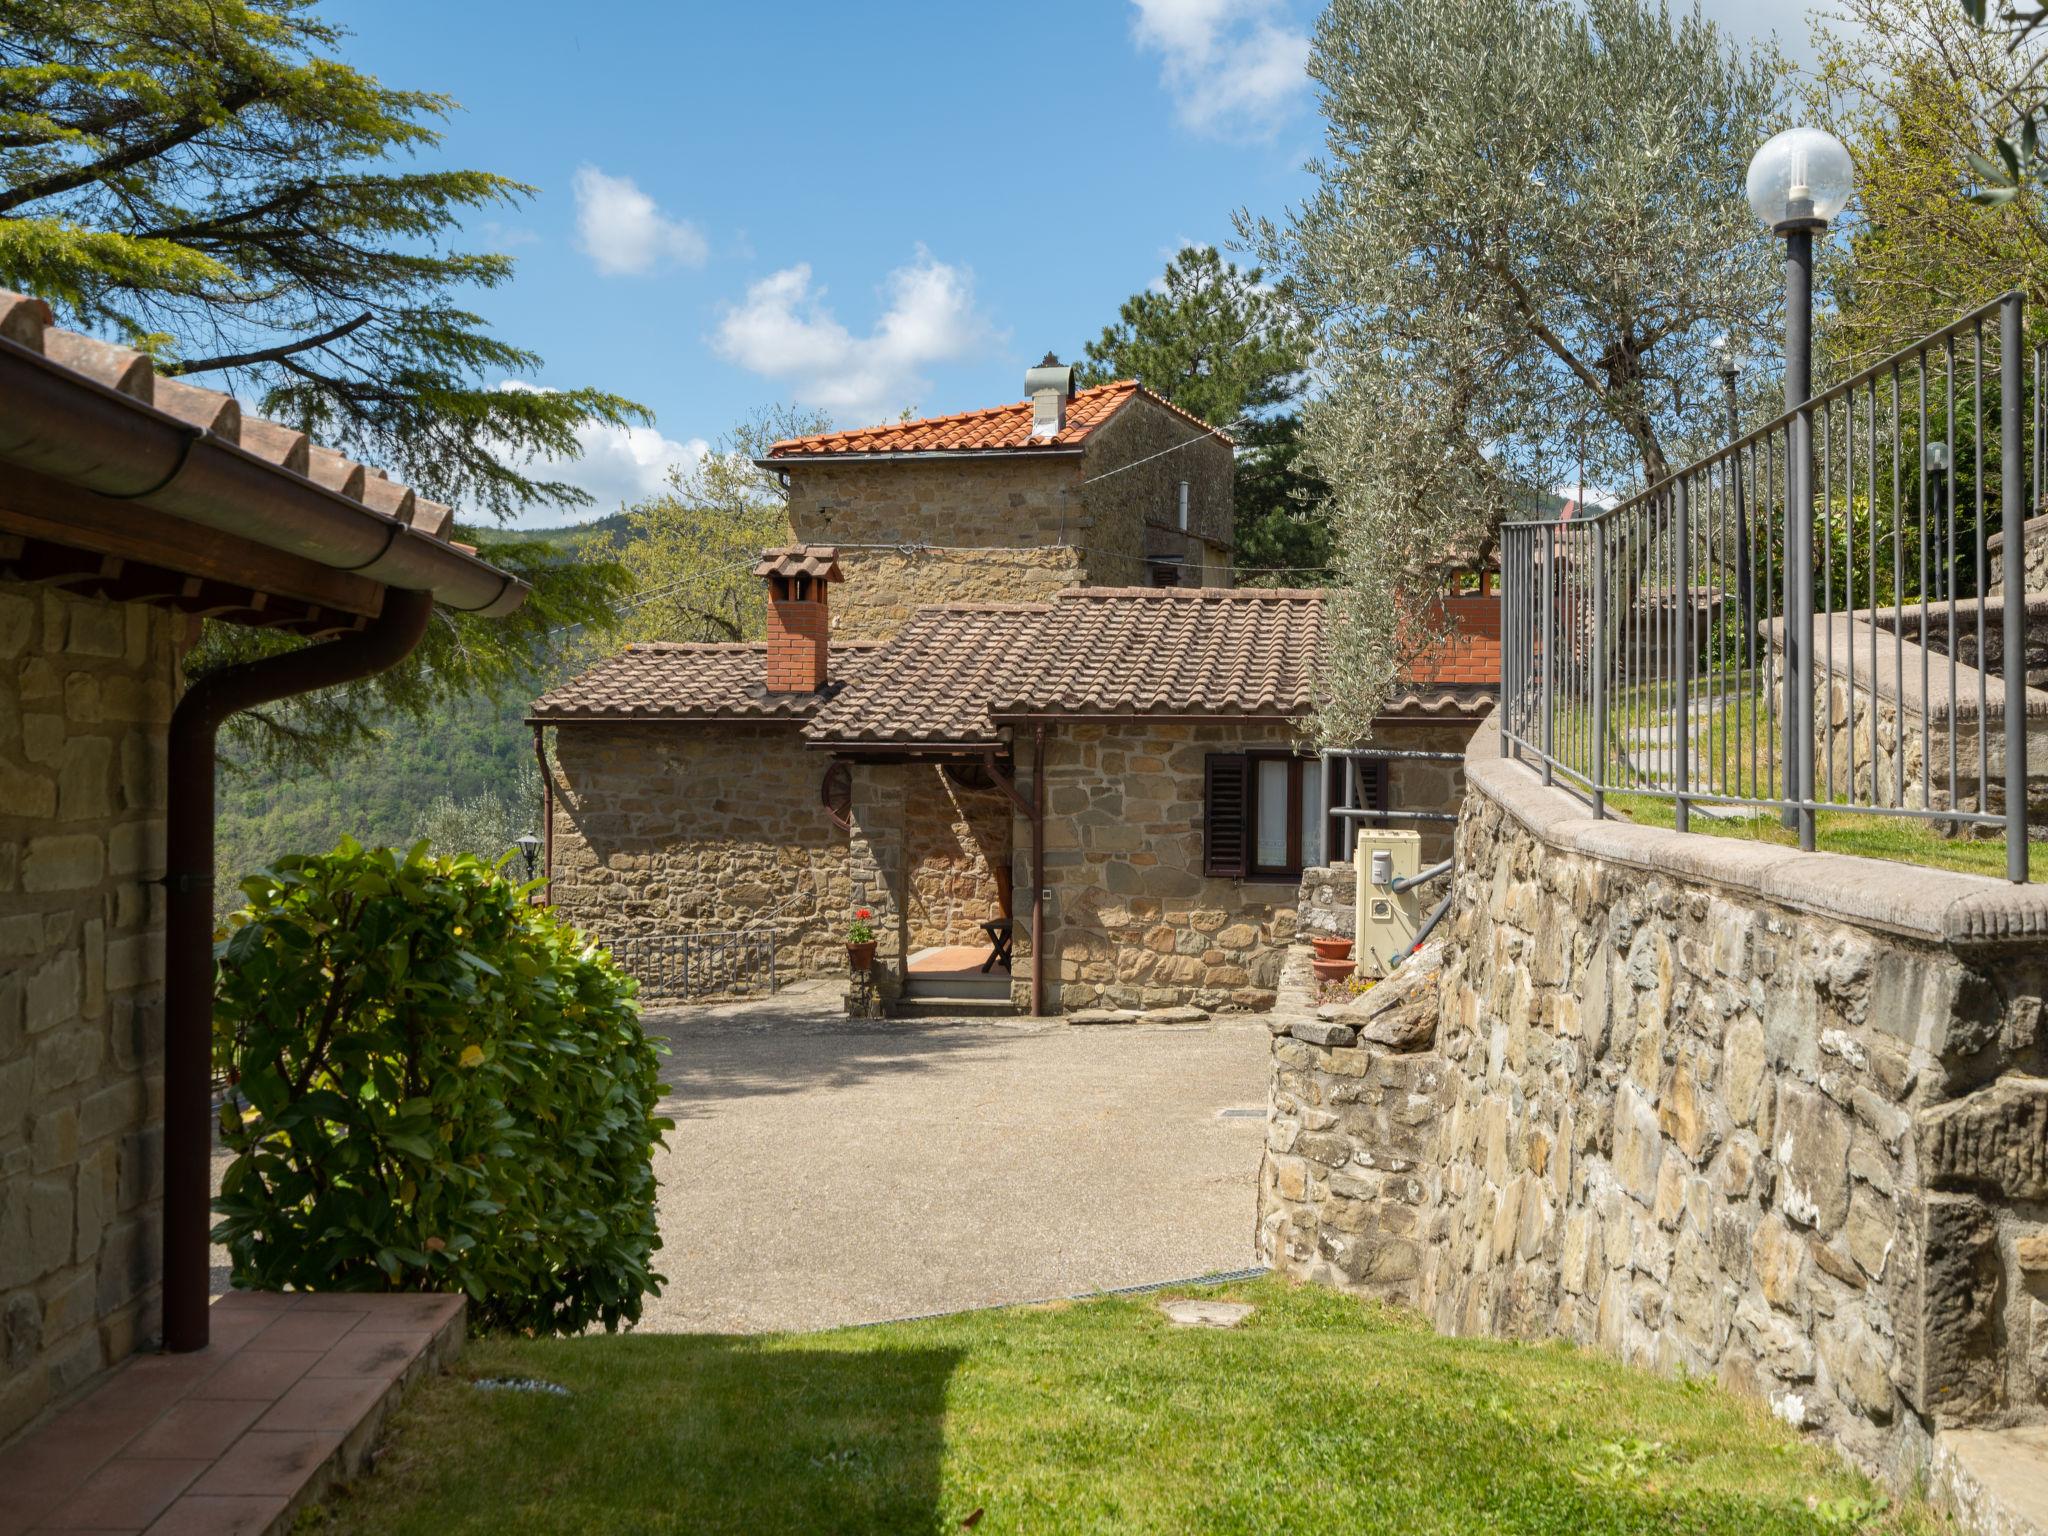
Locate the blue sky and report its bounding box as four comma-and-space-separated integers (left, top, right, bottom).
321, 0, 1820, 526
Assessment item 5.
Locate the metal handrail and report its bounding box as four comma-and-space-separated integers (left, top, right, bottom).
1499, 294, 2031, 881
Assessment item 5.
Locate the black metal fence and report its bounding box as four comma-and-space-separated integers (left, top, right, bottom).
1500, 293, 2033, 880
604, 931, 777, 1001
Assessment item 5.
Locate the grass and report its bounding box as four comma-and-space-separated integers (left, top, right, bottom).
1608, 791, 2048, 879
300, 1277, 1930, 1536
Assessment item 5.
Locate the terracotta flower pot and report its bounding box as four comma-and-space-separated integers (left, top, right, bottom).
847, 940, 877, 971
1311, 954, 1356, 983
1310, 936, 1354, 962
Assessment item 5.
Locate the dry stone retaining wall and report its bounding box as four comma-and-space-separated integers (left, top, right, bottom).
1261, 719, 2048, 1488
0, 582, 171, 1442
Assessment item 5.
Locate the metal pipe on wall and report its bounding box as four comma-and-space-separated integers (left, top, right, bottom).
1031, 724, 1046, 1018
161, 588, 436, 1352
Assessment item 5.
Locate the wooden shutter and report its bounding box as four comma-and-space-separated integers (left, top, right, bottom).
1204, 753, 1249, 878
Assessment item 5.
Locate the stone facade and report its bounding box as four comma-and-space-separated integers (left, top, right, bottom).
545, 723, 852, 984
1262, 721, 2048, 1488
903, 765, 1009, 952
781, 395, 1234, 643
0, 582, 171, 1442
1030, 720, 1303, 1014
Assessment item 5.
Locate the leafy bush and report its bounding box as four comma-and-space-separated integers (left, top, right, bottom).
212, 839, 670, 1334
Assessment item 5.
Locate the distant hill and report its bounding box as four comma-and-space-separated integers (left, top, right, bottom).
516, 512, 633, 551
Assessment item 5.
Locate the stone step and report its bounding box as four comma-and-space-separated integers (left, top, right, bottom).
1934, 1426, 2048, 1536
903, 974, 1013, 1001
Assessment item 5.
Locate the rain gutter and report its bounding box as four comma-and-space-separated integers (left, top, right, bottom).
0, 335, 528, 617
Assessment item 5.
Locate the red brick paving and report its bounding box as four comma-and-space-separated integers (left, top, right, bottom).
0, 1292, 461, 1536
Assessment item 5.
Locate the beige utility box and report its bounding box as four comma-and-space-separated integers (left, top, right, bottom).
1352, 829, 1423, 977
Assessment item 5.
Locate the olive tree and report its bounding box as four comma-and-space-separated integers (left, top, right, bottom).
1242, 0, 1786, 740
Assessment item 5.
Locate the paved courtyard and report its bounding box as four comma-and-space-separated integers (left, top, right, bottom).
635, 981, 1272, 1333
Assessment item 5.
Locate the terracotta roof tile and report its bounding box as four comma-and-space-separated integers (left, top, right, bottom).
0, 286, 465, 543
752, 545, 844, 581
763, 381, 1232, 458
529, 641, 878, 723
535, 589, 1502, 735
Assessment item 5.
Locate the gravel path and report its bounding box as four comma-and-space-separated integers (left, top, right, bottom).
209, 981, 1273, 1334
637, 982, 1271, 1333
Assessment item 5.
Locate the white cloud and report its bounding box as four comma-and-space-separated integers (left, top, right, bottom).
1131, 0, 1310, 137
497, 382, 708, 525
572, 165, 708, 277
712, 248, 996, 426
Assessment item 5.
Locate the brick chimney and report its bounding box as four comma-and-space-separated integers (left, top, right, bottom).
754, 545, 842, 693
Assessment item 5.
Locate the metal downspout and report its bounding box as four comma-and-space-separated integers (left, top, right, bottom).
533, 723, 554, 899
1031, 724, 1046, 1018
161, 589, 436, 1353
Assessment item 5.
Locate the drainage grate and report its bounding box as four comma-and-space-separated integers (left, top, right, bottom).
1217, 1107, 1265, 1119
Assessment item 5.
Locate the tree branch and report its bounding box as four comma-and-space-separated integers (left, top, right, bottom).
0, 86, 264, 215
164, 310, 375, 376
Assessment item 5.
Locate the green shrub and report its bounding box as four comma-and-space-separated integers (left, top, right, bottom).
211, 839, 670, 1334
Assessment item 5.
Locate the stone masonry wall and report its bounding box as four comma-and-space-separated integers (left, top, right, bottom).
0, 581, 171, 1442
904, 764, 1008, 953
546, 722, 851, 984
785, 456, 1090, 641
1032, 720, 1300, 1014
1989, 513, 2048, 597
781, 397, 1234, 642
1262, 723, 2048, 1488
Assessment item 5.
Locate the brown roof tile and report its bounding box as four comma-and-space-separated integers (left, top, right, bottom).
529, 641, 878, 723
752, 545, 844, 581
0, 286, 469, 543
762, 381, 1232, 459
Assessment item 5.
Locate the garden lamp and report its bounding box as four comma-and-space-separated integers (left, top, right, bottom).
1925, 441, 1953, 601
1710, 336, 1755, 650
1746, 125, 1852, 847
514, 832, 541, 881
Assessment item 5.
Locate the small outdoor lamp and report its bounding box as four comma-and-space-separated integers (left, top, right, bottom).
1747, 125, 1852, 848
514, 832, 541, 882
1925, 440, 1953, 600
1711, 335, 1756, 647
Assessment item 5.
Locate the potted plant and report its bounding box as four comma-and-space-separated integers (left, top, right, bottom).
846, 908, 877, 971
1311, 934, 1354, 962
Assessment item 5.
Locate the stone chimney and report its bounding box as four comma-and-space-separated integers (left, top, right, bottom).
1026, 351, 1075, 440
754, 545, 843, 693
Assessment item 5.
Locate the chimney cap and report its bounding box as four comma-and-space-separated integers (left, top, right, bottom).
1024, 355, 1076, 413
754, 544, 844, 582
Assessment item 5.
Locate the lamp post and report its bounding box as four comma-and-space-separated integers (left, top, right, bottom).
1924, 440, 1952, 602
1746, 126, 1854, 849
514, 832, 541, 900
1712, 336, 1755, 658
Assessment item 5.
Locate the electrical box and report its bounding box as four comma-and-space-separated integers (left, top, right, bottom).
1352, 829, 1423, 977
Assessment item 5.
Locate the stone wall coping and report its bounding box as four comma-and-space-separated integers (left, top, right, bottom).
1770, 613, 2048, 723
1985, 510, 2048, 553
1468, 713, 2048, 944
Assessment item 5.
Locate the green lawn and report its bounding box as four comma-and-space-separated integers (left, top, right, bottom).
301, 1277, 1929, 1535
1609, 791, 2048, 880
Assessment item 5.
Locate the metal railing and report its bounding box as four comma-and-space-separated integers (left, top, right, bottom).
1501, 293, 2033, 881
604, 931, 778, 1001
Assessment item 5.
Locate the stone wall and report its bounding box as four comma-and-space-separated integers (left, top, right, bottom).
781, 396, 1233, 642
1989, 513, 2048, 598
1030, 720, 1301, 1014
1375, 717, 1483, 867
904, 764, 1009, 952
1804, 615, 2048, 833
545, 722, 852, 985
0, 582, 171, 1442
1261, 718, 2048, 1488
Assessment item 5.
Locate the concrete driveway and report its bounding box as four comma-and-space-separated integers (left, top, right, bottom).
637, 981, 1271, 1333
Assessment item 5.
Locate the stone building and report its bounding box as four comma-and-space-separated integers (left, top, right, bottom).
536, 548, 1501, 1014
759, 357, 1237, 640
0, 291, 526, 1439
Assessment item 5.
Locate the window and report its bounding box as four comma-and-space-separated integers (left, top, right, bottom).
1205, 752, 1330, 880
